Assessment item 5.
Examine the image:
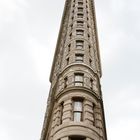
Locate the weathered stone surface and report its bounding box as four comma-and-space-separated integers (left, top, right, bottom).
40, 0, 107, 140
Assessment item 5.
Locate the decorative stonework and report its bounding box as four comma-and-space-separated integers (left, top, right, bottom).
40, 0, 107, 140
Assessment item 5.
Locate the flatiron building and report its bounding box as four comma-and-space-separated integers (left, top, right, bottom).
40, 0, 107, 140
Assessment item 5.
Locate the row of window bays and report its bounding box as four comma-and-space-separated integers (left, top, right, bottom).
57, 70, 99, 96
70, 0, 92, 21
70, 0, 93, 29
62, 39, 96, 69
52, 96, 102, 128
71, 0, 90, 13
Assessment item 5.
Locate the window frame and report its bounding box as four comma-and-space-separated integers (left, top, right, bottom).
76, 40, 84, 49
76, 29, 84, 36
75, 54, 84, 63
74, 73, 84, 86
72, 98, 84, 122
77, 21, 84, 27
77, 13, 84, 18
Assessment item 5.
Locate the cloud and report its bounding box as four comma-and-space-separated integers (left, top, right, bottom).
0, 0, 140, 140
0, 0, 29, 24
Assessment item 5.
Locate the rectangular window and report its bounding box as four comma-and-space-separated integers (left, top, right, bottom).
60, 102, 64, 124
72, 16, 74, 20
64, 77, 68, 88
89, 59, 92, 66
78, 2, 83, 6
88, 34, 90, 40
90, 78, 93, 89
70, 33, 72, 39
66, 57, 69, 65
68, 44, 71, 52
69, 137, 85, 140
73, 100, 83, 122
78, 7, 83, 12
89, 45, 91, 54
70, 24, 73, 30
77, 21, 84, 27
74, 73, 84, 86
76, 40, 84, 49
92, 103, 95, 126
76, 30, 84, 36
75, 54, 84, 63
77, 13, 83, 18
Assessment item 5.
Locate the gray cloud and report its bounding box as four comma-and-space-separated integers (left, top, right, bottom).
0, 0, 140, 140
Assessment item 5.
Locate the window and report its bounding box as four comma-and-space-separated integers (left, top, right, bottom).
68, 44, 71, 52
69, 136, 85, 140
90, 78, 93, 89
88, 34, 90, 40
89, 59, 92, 66
72, 16, 74, 20
74, 73, 84, 86
75, 54, 84, 63
70, 24, 73, 30
77, 21, 84, 27
60, 102, 64, 124
78, 2, 83, 6
76, 40, 84, 49
89, 45, 91, 54
70, 33, 72, 39
78, 7, 83, 12
73, 99, 83, 122
92, 103, 95, 125
66, 57, 69, 65
77, 13, 83, 18
64, 77, 68, 88
76, 30, 84, 36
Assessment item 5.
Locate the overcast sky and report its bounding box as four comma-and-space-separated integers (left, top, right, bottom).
0, 0, 140, 140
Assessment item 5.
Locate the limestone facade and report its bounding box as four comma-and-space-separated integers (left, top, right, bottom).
40, 0, 107, 140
